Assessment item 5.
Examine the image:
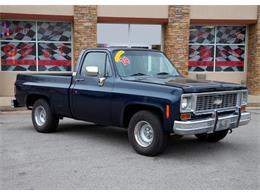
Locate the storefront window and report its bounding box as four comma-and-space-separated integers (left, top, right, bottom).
189, 25, 246, 72
1, 21, 36, 41
189, 45, 214, 72
1, 42, 36, 71
0, 20, 72, 71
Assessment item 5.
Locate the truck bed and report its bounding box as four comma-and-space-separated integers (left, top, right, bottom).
15, 73, 73, 117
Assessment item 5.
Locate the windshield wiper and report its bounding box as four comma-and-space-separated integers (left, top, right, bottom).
130, 73, 147, 76
156, 72, 169, 75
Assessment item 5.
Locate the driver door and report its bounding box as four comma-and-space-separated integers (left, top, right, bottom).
71, 51, 114, 124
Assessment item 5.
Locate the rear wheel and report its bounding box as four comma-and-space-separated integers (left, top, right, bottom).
195, 130, 229, 142
32, 99, 59, 133
128, 110, 169, 156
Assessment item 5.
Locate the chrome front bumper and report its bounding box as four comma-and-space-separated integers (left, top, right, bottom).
173, 112, 251, 135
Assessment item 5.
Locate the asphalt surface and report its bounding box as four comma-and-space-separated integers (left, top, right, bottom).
0, 110, 259, 190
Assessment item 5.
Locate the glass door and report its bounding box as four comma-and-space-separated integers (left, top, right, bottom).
97, 24, 162, 51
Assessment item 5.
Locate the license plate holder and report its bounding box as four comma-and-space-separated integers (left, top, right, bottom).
217, 118, 232, 131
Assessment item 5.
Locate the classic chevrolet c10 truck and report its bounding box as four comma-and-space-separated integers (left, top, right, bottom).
13, 48, 251, 156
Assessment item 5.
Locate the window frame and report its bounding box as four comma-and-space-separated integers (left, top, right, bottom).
0, 19, 73, 72
79, 50, 114, 78
111, 49, 180, 77
188, 25, 247, 73
104, 54, 113, 77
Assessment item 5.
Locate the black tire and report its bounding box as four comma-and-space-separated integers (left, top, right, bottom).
32, 99, 59, 133
195, 130, 229, 142
128, 110, 169, 156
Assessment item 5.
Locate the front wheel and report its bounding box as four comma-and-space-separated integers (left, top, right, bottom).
195, 130, 229, 142
32, 99, 59, 133
128, 111, 169, 156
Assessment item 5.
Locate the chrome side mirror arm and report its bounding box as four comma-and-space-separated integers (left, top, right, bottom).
98, 77, 106, 87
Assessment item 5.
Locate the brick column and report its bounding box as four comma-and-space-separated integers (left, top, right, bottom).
164, 5, 190, 76
74, 5, 97, 65
247, 6, 260, 95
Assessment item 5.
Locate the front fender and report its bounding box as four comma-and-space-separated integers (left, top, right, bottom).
121, 100, 176, 132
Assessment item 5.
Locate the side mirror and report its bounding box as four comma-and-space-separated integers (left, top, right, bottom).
86, 66, 99, 76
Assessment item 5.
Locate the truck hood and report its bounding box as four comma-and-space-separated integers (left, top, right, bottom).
122, 76, 246, 93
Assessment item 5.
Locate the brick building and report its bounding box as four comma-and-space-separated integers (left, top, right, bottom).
0, 5, 260, 97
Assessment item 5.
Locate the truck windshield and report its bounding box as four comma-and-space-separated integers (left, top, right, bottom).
112, 50, 180, 77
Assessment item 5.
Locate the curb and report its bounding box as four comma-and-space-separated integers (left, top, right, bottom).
247, 107, 260, 111
0, 107, 27, 112
248, 103, 260, 107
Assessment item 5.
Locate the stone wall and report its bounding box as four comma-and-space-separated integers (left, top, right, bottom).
73, 5, 97, 65
247, 6, 260, 95
164, 5, 190, 76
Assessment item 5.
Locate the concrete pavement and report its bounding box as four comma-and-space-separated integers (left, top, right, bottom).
0, 110, 259, 189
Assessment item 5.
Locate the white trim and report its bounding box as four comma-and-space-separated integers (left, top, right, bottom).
36, 21, 39, 72
0, 40, 72, 44
161, 24, 165, 52
244, 24, 249, 74
213, 26, 217, 72
0, 70, 73, 73
127, 24, 131, 47
189, 43, 246, 46
38, 41, 72, 43
130, 45, 151, 49
98, 43, 129, 47
1, 18, 72, 23
70, 22, 74, 71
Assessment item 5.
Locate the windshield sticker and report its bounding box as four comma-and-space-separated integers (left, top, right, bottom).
114, 50, 125, 62
119, 56, 130, 66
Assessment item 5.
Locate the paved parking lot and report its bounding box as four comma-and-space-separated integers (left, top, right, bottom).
0, 110, 259, 189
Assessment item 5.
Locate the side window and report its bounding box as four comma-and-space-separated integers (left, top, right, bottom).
81, 52, 106, 76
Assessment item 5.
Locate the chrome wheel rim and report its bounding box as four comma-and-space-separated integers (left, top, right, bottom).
34, 106, 47, 126
134, 121, 154, 147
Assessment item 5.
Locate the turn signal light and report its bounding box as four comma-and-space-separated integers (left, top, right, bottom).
240, 105, 246, 112
166, 104, 170, 119
180, 113, 191, 120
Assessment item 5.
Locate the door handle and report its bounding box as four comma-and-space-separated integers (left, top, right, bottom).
75, 78, 85, 82
98, 77, 106, 87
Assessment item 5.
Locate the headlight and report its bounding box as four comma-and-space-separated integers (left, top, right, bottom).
181, 98, 189, 109
241, 90, 248, 105
180, 95, 193, 113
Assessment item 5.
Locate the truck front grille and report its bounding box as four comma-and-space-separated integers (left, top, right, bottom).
196, 93, 237, 112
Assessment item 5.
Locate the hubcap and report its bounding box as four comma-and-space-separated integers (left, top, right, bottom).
134, 121, 154, 147
34, 106, 47, 126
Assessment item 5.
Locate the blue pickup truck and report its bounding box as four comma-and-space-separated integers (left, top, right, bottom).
13, 48, 251, 156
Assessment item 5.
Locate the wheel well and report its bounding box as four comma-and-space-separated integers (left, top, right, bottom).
26, 95, 49, 109
123, 104, 163, 128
